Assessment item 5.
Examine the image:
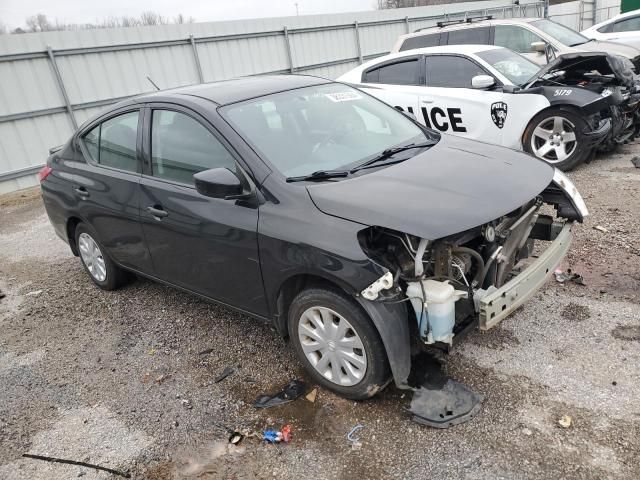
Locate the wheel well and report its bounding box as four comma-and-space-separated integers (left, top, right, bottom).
274, 274, 353, 339
66, 217, 82, 256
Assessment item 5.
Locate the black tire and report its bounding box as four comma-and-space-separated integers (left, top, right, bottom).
523, 107, 592, 171
75, 223, 129, 291
288, 288, 391, 400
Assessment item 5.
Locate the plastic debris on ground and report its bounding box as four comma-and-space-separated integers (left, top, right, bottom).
305, 388, 317, 403
263, 425, 292, 443
593, 225, 609, 233
558, 415, 573, 428
228, 432, 244, 445
554, 268, 586, 286
407, 352, 483, 429
631, 156, 640, 168
254, 379, 306, 408
214, 366, 236, 383
347, 424, 364, 450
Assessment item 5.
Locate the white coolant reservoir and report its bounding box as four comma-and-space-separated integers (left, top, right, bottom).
407, 280, 467, 344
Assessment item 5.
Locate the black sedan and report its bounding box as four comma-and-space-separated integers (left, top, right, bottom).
40, 75, 588, 399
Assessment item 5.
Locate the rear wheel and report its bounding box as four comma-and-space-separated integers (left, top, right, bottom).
288, 288, 391, 400
75, 224, 129, 290
523, 107, 591, 171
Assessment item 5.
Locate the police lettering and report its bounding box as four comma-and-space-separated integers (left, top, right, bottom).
395, 106, 466, 133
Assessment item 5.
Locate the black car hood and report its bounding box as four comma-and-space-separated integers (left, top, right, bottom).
307, 135, 554, 240
529, 52, 636, 88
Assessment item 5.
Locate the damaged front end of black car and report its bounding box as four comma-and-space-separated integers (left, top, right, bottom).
524, 52, 640, 151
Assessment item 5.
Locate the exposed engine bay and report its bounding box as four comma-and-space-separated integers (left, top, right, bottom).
358, 170, 586, 350
524, 52, 640, 149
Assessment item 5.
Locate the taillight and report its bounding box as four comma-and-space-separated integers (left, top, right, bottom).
38, 165, 52, 183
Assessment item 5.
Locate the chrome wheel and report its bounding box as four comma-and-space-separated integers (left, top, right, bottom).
297, 306, 367, 386
530, 116, 577, 164
78, 232, 107, 282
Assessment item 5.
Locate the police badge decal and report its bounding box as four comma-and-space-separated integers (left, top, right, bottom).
491, 102, 508, 129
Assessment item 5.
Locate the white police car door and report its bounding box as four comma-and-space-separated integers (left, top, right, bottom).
418, 54, 507, 145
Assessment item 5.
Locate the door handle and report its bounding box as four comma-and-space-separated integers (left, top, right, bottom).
74, 187, 90, 198
421, 99, 434, 104
146, 206, 168, 219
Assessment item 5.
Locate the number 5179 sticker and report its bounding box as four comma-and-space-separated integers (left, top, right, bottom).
554, 89, 572, 96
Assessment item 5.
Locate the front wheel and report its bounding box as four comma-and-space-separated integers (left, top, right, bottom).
288, 288, 391, 400
523, 108, 592, 171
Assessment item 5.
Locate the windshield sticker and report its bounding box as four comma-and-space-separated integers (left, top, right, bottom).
325, 91, 362, 102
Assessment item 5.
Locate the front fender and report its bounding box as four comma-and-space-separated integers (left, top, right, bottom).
355, 297, 411, 389
523, 86, 616, 115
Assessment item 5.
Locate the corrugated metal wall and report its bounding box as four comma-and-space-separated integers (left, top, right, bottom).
0, 0, 588, 193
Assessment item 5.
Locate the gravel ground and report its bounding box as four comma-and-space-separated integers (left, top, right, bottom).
0, 147, 639, 479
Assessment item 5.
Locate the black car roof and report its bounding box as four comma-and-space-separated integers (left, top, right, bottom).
137, 74, 331, 106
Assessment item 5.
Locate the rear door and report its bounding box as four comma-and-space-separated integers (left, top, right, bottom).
74, 108, 153, 272
138, 104, 267, 315
358, 56, 424, 117
420, 54, 506, 144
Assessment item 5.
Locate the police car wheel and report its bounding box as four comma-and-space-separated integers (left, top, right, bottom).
523, 108, 590, 171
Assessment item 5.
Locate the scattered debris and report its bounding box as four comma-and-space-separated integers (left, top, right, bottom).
22, 453, 131, 478
254, 379, 306, 408
25, 290, 43, 297
147, 348, 156, 355
263, 425, 292, 443
198, 348, 214, 356
522, 428, 533, 436
0, 289, 5, 300
408, 352, 483, 428
347, 424, 364, 445
593, 225, 609, 233
228, 431, 244, 445
305, 388, 318, 403
214, 366, 236, 383
181, 399, 192, 409
631, 156, 640, 168
155, 374, 169, 384
558, 415, 572, 429
553, 269, 586, 286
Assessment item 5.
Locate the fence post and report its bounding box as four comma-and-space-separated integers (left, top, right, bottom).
354, 21, 363, 65
283, 26, 295, 73
189, 35, 204, 83
47, 46, 77, 130
405, 16, 410, 34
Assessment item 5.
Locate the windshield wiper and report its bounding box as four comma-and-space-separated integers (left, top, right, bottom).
286, 169, 349, 182
350, 140, 437, 173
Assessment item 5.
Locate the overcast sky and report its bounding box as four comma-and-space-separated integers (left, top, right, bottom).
0, 0, 377, 29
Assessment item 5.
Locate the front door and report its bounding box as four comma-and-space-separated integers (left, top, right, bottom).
139, 106, 267, 316
493, 25, 550, 65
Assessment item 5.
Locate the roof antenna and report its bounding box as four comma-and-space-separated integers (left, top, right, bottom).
146, 76, 160, 91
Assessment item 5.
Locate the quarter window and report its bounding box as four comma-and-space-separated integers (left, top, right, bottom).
446, 27, 490, 45
150, 110, 236, 185
494, 25, 544, 53
426, 56, 488, 88
82, 111, 139, 172
399, 33, 440, 51
363, 59, 420, 85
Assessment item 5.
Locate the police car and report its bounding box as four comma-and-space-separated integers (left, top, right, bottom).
338, 45, 618, 170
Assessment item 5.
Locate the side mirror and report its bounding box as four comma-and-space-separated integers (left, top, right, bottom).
531, 41, 546, 53
471, 75, 495, 89
194, 168, 243, 199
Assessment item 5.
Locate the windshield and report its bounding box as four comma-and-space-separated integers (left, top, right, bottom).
531, 19, 590, 46
477, 48, 540, 85
221, 83, 435, 177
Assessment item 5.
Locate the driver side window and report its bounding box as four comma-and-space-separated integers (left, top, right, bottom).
425, 55, 488, 88
613, 16, 640, 33
494, 25, 544, 53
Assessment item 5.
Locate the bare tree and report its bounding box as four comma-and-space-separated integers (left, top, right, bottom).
25, 13, 53, 32
0, 22, 7, 35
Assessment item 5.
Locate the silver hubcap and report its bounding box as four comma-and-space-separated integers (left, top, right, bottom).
531, 116, 577, 164
297, 306, 367, 386
78, 233, 107, 282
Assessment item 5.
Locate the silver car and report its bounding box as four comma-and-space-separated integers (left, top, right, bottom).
392, 17, 640, 67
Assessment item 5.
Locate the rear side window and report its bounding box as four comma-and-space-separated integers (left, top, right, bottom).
363, 59, 420, 85
446, 27, 490, 45
494, 25, 543, 53
399, 33, 440, 51
597, 22, 614, 33
426, 55, 488, 88
82, 111, 139, 172
613, 16, 640, 33
151, 110, 236, 185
